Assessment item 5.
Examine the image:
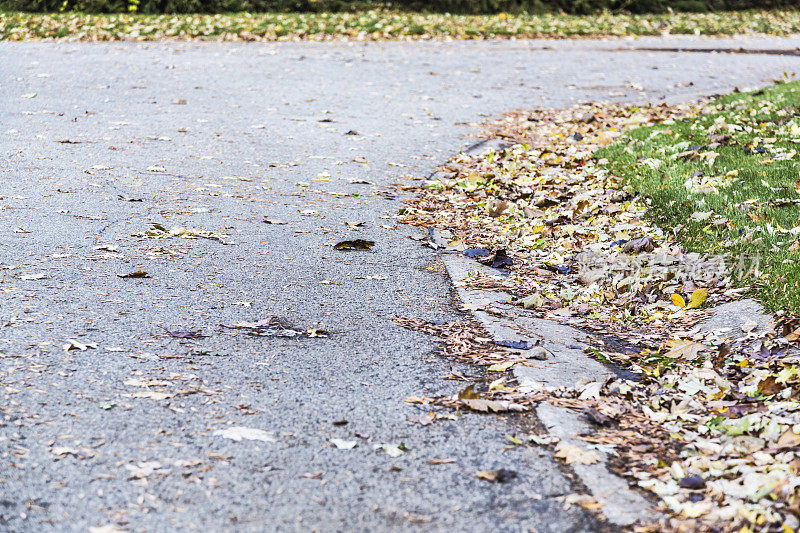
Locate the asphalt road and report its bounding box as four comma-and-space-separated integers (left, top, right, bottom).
1, 38, 799, 532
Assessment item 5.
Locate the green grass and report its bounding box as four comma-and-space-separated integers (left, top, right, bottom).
598, 79, 800, 314
2, 8, 800, 40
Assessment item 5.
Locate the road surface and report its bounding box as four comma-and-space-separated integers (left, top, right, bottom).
1, 38, 799, 531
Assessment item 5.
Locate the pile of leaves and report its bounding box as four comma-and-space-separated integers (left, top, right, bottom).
393, 316, 510, 364
400, 97, 800, 530
3, 8, 800, 41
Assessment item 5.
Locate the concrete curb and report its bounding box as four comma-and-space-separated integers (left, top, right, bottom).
435, 245, 660, 527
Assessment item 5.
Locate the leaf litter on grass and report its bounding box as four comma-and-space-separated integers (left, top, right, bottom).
396, 97, 800, 531
4, 9, 800, 42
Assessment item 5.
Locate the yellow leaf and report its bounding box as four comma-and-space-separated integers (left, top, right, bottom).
488, 360, 516, 372
671, 293, 686, 308
686, 288, 708, 310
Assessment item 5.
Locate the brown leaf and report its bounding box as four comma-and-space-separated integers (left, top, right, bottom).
457, 384, 480, 399
595, 131, 616, 146
758, 376, 784, 396
582, 408, 612, 426
554, 442, 600, 465
428, 458, 456, 465
487, 199, 509, 217
475, 469, 517, 482
663, 339, 704, 360
334, 239, 374, 250
621, 236, 655, 254
117, 271, 150, 279
777, 429, 800, 449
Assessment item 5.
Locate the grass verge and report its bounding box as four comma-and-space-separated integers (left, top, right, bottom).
2, 8, 800, 41
598, 79, 800, 315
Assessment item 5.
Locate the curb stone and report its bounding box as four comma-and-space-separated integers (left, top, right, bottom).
434, 238, 660, 527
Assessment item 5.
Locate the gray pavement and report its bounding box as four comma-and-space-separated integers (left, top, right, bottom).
1, 38, 798, 532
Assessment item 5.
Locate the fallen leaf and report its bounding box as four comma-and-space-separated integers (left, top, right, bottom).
621, 236, 655, 253
685, 288, 708, 309
679, 475, 706, 489
125, 461, 169, 479
334, 239, 375, 250
554, 442, 600, 465
496, 340, 532, 350
671, 293, 687, 308
663, 339, 704, 360
375, 443, 407, 457
159, 327, 207, 339
63, 339, 96, 351
128, 391, 174, 401
463, 248, 492, 259
562, 494, 603, 510
517, 293, 544, 309
20, 273, 47, 280
476, 469, 517, 482
461, 399, 524, 413
213, 426, 276, 443
478, 248, 513, 269
330, 439, 357, 450
777, 429, 800, 449
487, 360, 517, 372
457, 384, 480, 399
117, 271, 150, 279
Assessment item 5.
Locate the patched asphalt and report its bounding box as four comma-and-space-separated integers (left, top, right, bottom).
1, 39, 799, 531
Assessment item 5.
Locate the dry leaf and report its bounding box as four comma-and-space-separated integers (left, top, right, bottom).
671, 293, 687, 308
462, 399, 525, 412
663, 339, 704, 360
777, 429, 800, 449
554, 442, 600, 465
487, 360, 516, 372
213, 426, 276, 442
330, 439, 357, 450
685, 288, 708, 309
